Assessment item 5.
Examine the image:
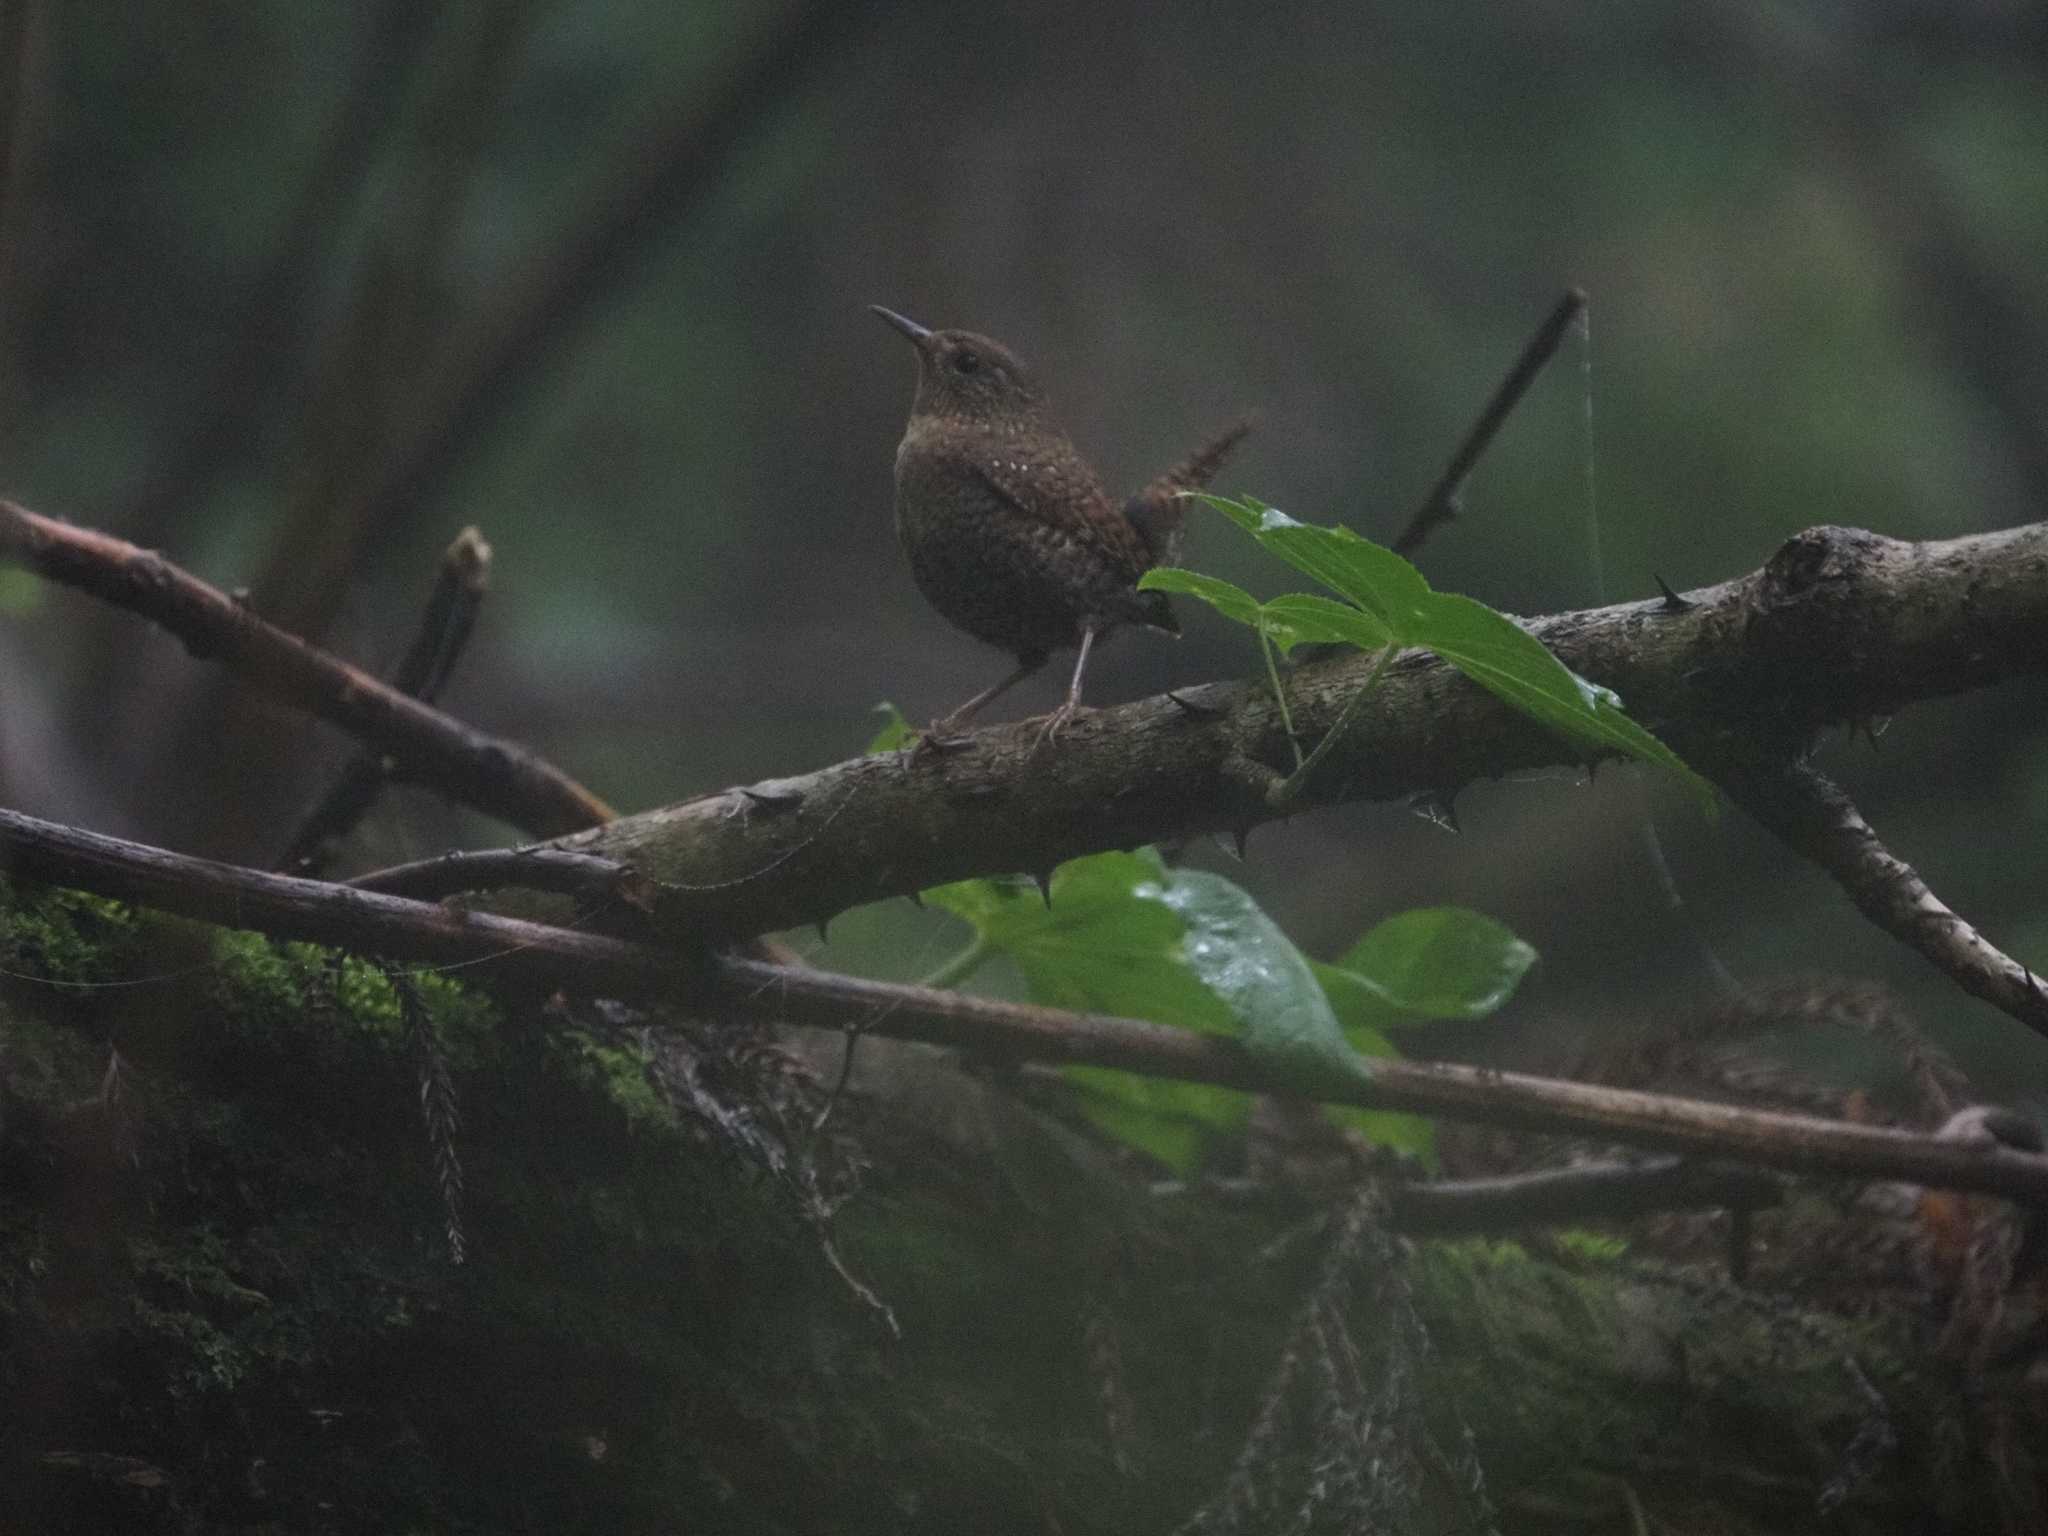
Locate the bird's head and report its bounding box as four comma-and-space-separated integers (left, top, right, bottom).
870, 306, 1044, 426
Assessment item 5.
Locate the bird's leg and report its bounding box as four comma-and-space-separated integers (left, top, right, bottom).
1034, 626, 1097, 749
918, 653, 1046, 753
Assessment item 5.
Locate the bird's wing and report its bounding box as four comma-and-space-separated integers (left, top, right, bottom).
967, 449, 1150, 577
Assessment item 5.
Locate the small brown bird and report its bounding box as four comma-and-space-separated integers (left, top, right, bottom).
872, 305, 1251, 742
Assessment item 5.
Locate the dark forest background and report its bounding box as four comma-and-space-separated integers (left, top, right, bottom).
1, 0, 2043, 1102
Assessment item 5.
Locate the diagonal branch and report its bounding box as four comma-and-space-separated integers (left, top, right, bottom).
1725, 758, 2048, 1042
0, 499, 611, 837
1390, 288, 1587, 559
5, 804, 2048, 1205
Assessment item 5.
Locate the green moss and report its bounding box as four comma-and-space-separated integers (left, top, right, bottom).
0, 875, 2018, 1532
0, 878, 147, 987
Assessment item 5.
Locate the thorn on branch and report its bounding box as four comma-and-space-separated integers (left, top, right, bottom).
1654, 575, 1696, 613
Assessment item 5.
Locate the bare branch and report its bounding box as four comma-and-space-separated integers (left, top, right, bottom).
0, 499, 612, 837
1725, 758, 2048, 1042
1391, 288, 1587, 558
279, 526, 495, 873
1384, 1157, 1780, 1236
6, 805, 2048, 1205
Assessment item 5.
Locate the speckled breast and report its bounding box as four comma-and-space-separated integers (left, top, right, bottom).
893, 438, 1125, 659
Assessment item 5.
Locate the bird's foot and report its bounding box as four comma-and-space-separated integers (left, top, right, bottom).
1031, 700, 1090, 752
909, 720, 976, 762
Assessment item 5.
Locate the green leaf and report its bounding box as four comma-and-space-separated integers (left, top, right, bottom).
1314, 960, 1407, 1042
1257, 593, 1394, 654
1192, 494, 1432, 631
927, 852, 1248, 1170
1186, 495, 1717, 813
923, 852, 1459, 1166
1331, 906, 1537, 1023
1310, 1013, 1437, 1163
1061, 1069, 1239, 1173
1141, 568, 1393, 656
1325, 1103, 1438, 1163
1137, 566, 1262, 627
866, 701, 915, 754
1136, 868, 1372, 1096
1408, 594, 1717, 813
930, 854, 1233, 1030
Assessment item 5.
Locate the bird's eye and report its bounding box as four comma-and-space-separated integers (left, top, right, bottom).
952, 350, 981, 375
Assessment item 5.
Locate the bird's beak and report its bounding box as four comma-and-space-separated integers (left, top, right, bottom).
869, 305, 933, 346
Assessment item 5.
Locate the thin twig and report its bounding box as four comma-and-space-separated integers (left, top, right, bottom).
1384, 1157, 1780, 1236
1153, 1157, 1781, 1236
1725, 758, 2048, 1043
1391, 288, 1588, 559
279, 526, 495, 873
0, 498, 612, 836
5, 805, 2048, 1205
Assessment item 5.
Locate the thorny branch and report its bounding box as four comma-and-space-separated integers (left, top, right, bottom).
4, 805, 2048, 1206
555, 521, 2048, 959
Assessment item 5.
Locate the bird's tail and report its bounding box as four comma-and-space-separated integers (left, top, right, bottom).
1124, 411, 1257, 567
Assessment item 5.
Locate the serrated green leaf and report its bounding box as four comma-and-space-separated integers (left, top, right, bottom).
1233, 501, 1434, 632
1416, 593, 1717, 813
866, 701, 915, 754
1186, 498, 1716, 813
1183, 490, 1269, 536
1137, 566, 1262, 626
1332, 906, 1537, 1023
